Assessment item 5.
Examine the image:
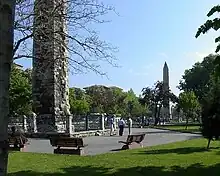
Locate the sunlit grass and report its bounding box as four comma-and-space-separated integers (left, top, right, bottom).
8, 138, 220, 176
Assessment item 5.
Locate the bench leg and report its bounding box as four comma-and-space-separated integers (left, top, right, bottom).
9, 147, 22, 152
121, 145, 129, 150
20, 147, 25, 152
54, 148, 60, 154
140, 142, 144, 148
54, 148, 84, 155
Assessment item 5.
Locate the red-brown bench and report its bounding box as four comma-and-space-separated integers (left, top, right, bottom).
50, 137, 87, 155
118, 133, 145, 150
8, 135, 28, 151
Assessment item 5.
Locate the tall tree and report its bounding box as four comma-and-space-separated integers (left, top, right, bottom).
69, 87, 90, 115
196, 5, 220, 148
178, 55, 216, 102
84, 85, 110, 113
141, 86, 154, 117
201, 74, 220, 148
195, 5, 220, 74
14, 0, 118, 75
179, 91, 200, 129
9, 65, 32, 116
0, 1, 16, 175
123, 89, 144, 117
104, 86, 127, 114
196, 5, 220, 53
142, 81, 177, 125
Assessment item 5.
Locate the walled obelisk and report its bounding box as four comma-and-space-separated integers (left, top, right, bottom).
32, 0, 71, 133
163, 62, 170, 120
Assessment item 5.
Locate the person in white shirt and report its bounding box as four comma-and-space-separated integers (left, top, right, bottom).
118, 118, 125, 136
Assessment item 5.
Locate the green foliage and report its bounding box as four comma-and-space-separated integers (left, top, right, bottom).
179, 91, 200, 125
8, 66, 151, 117
195, 5, 220, 82
179, 91, 200, 114
196, 5, 220, 52
179, 91, 199, 110
123, 89, 148, 117
201, 74, 220, 145
68, 86, 147, 117
195, 5, 220, 141
70, 100, 90, 115
9, 65, 32, 116
8, 73, 147, 117
83, 85, 110, 113
178, 55, 216, 102
156, 125, 200, 133
69, 88, 90, 115
141, 81, 177, 125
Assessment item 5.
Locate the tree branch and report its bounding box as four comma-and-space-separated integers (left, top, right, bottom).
13, 34, 33, 56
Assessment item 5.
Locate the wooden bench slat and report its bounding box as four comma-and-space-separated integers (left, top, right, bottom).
50, 137, 87, 155
50, 137, 86, 148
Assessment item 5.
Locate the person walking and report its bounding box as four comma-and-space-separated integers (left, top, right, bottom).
109, 116, 115, 136
118, 118, 125, 136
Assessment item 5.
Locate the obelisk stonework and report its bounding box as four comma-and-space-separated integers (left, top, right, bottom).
162, 62, 171, 120
32, 0, 71, 133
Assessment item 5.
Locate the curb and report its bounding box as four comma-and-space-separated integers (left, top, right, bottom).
151, 127, 201, 135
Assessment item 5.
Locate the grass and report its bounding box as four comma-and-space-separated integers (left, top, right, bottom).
155, 125, 201, 133
8, 138, 220, 176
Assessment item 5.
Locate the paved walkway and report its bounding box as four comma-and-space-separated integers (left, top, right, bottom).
24, 128, 201, 155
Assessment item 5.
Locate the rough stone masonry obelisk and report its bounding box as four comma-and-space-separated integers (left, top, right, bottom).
163, 62, 171, 121
32, 0, 71, 133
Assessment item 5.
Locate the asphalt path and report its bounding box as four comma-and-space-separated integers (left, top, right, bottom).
24, 128, 201, 155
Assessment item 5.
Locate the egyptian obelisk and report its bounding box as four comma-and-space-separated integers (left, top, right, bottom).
163, 62, 170, 120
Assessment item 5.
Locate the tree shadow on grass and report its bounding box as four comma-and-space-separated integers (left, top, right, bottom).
135, 146, 219, 155
8, 163, 220, 176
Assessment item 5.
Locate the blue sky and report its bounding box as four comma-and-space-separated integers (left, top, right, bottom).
15, 0, 219, 96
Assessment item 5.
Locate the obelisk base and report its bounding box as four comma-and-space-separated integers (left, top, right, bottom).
36, 114, 57, 133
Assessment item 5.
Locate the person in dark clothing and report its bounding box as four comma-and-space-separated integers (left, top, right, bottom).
118, 118, 125, 136
10, 126, 28, 149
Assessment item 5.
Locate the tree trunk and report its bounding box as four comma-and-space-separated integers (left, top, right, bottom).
185, 113, 189, 130
0, 1, 16, 175
207, 138, 211, 149
154, 103, 158, 126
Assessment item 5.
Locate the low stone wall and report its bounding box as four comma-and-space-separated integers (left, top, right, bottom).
70, 129, 110, 138
23, 129, 111, 139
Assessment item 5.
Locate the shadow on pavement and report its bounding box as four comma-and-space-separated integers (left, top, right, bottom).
110, 148, 123, 152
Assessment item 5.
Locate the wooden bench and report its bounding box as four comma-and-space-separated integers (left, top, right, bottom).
8, 135, 28, 151
118, 133, 145, 150
50, 137, 87, 155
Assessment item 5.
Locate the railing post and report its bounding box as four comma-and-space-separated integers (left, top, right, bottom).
66, 115, 73, 135
85, 114, 89, 131
100, 114, 105, 131
31, 112, 37, 133
22, 115, 28, 133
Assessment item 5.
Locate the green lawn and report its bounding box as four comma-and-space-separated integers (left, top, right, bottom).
155, 125, 201, 133
8, 138, 220, 176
